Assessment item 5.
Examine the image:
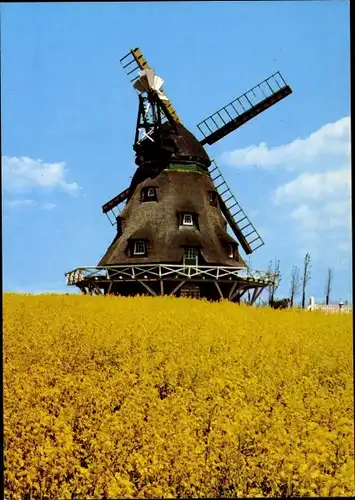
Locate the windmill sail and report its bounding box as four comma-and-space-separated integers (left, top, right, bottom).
102, 188, 130, 214
198, 72, 292, 146
209, 161, 264, 254
102, 187, 130, 226
120, 47, 181, 123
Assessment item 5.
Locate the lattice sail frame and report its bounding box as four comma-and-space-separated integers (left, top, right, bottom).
197, 72, 292, 146
208, 161, 264, 254
120, 47, 181, 123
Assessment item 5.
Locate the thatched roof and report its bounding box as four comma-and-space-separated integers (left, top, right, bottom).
171, 227, 204, 248
128, 227, 153, 241
217, 232, 237, 245
98, 169, 246, 268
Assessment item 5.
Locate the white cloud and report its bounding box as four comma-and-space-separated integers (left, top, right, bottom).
290, 201, 351, 232
6, 199, 36, 208
220, 116, 350, 172
273, 167, 351, 205
265, 117, 352, 259
220, 116, 352, 266
2, 156, 81, 195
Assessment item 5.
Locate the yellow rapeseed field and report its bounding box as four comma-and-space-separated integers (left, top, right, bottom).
4, 293, 354, 498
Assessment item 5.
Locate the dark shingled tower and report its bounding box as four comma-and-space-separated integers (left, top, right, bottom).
66, 47, 292, 302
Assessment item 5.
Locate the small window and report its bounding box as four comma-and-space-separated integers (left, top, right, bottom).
182, 213, 193, 226
141, 187, 157, 202
209, 191, 218, 207
133, 240, 146, 255
185, 247, 197, 259
184, 247, 198, 266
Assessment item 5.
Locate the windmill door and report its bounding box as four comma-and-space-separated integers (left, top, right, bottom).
184, 247, 198, 267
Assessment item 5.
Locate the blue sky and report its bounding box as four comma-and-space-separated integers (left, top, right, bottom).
2, 1, 351, 303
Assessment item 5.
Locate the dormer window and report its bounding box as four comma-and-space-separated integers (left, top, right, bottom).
141, 187, 157, 202
209, 191, 218, 207
178, 212, 199, 229
182, 213, 193, 226
133, 240, 146, 255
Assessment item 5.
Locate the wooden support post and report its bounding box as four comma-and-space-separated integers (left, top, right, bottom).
231, 285, 244, 301
138, 280, 157, 297
229, 282, 238, 300
170, 280, 186, 296
249, 287, 258, 305
250, 286, 264, 306
160, 280, 164, 296
89, 280, 102, 295
239, 288, 249, 300
107, 282, 113, 295
214, 281, 224, 299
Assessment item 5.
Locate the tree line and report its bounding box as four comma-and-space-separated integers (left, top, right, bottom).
265, 253, 334, 308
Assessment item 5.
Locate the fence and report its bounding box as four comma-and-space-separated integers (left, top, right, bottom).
307, 297, 352, 314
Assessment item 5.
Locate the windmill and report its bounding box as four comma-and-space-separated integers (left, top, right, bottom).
66, 47, 292, 302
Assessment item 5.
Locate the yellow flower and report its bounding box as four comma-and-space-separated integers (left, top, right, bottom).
3, 293, 353, 499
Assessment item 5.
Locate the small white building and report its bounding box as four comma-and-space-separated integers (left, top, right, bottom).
307, 296, 352, 314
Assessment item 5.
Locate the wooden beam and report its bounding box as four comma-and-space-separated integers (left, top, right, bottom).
214, 281, 224, 299
138, 280, 157, 297
250, 286, 264, 306
231, 285, 245, 301
239, 288, 249, 300
102, 187, 130, 214
250, 287, 259, 304
160, 280, 164, 296
89, 280, 103, 295
228, 282, 238, 300
219, 197, 252, 255
169, 280, 186, 296
131, 48, 181, 124
200, 85, 292, 147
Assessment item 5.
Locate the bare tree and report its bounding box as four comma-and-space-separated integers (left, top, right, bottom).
325, 268, 333, 305
290, 265, 301, 308
301, 253, 311, 308
268, 258, 282, 303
